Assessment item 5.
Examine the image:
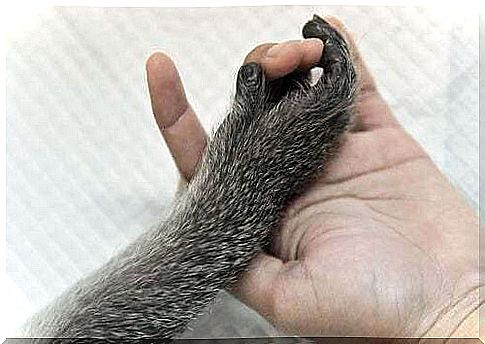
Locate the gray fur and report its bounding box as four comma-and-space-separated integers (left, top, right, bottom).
21, 15, 357, 341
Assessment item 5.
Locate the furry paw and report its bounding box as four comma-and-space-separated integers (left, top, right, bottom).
302, 14, 352, 80
203, 15, 357, 205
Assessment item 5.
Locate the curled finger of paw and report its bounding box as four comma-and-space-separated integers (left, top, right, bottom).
302, 14, 353, 80
235, 62, 266, 107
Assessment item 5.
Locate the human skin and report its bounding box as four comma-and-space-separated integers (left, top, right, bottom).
146, 16, 481, 339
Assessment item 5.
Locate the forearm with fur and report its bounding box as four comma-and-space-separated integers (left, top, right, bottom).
22, 15, 357, 340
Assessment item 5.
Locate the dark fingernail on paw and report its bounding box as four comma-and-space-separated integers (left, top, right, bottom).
238, 62, 262, 86
302, 21, 324, 39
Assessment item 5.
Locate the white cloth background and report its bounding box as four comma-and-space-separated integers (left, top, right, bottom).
6, 5, 479, 336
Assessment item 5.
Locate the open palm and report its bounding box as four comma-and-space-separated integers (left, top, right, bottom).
146, 17, 480, 338
237, 122, 478, 337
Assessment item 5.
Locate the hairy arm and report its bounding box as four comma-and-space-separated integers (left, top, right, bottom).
22, 16, 356, 340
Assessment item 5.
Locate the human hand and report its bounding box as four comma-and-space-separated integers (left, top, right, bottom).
146, 16, 481, 338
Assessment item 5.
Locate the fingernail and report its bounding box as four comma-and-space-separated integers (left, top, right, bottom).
265, 40, 300, 58
266, 44, 284, 58
265, 39, 323, 58
301, 38, 324, 54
